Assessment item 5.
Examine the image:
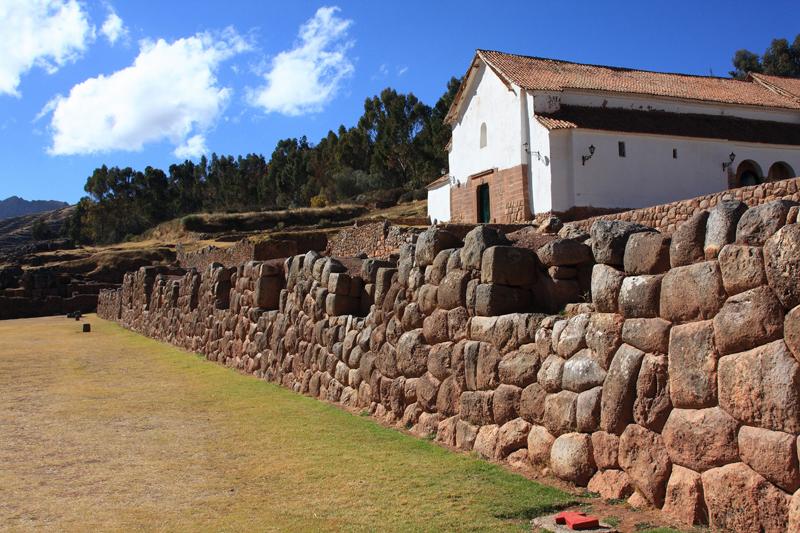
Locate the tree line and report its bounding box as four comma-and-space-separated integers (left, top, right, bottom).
66, 78, 460, 244
730, 34, 800, 79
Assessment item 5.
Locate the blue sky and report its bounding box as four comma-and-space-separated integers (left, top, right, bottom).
0, 0, 797, 203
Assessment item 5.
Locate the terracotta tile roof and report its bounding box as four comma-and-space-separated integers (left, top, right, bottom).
749, 72, 800, 102
536, 105, 800, 146
478, 50, 800, 110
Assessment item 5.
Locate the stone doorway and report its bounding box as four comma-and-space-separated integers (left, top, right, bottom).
477, 183, 491, 223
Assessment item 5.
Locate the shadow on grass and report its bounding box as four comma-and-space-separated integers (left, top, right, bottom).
493, 500, 577, 521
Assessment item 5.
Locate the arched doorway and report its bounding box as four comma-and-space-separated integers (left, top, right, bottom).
767, 161, 795, 182
735, 160, 763, 187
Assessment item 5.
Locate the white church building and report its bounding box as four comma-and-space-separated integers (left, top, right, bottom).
427, 50, 800, 224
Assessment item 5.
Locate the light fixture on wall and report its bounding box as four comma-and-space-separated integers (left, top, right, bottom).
523, 142, 550, 166
722, 152, 736, 171
581, 145, 596, 166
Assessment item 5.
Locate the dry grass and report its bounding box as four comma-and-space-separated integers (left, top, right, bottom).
0, 316, 574, 532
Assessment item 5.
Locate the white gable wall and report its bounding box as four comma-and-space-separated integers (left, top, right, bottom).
449, 61, 524, 185
427, 182, 451, 224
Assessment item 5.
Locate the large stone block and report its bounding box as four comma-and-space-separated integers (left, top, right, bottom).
717, 244, 767, 296
459, 390, 494, 425
550, 432, 596, 485
474, 283, 531, 316
480, 246, 538, 286
555, 313, 589, 358
537, 354, 565, 393
660, 260, 726, 323
624, 231, 670, 275
498, 350, 539, 387
492, 384, 522, 424
702, 462, 790, 533
633, 353, 671, 432
736, 199, 794, 246
662, 465, 706, 527
460, 226, 509, 270
662, 407, 739, 472
543, 390, 578, 436
496, 418, 531, 458
395, 329, 430, 378
618, 274, 662, 318
585, 313, 624, 369
764, 223, 800, 309
704, 199, 747, 259
591, 264, 625, 313
416, 372, 441, 412
436, 375, 462, 416
591, 220, 652, 266
536, 238, 593, 267
455, 419, 478, 450
785, 304, 800, 362
561, 349, 606, 393
527, 425, 555, 465
738, 425, 800, 493
718, 340, 800, 433
618, 424, 672, 508
621, 317, 670, 354
415, 227, 462, 267
668, 320, 718, 409
519, 382, 547, 424
437, 270, 469, 310
600, 344, 645, 434
670, 210, 708, 267
591, 431, 620, 469
473, 424, 500, 460
713, 285, 784, 355
422, 308, 449, 345
587, 469, 634, 500
575, 386, 602, 433
254, 275, 282, 309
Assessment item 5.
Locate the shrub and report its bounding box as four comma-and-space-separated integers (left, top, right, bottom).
310, 194, 328, 208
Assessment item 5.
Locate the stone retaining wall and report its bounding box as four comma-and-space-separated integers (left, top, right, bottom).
177, 233, 328, 270
99, 197, 800, 531
325, 220, 421, 260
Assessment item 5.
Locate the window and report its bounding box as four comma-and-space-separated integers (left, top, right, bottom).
618, 141, 626, 157
480, 122, 487, 149
673, 148, 678, 159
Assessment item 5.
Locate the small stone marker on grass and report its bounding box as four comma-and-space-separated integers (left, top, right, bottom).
82, 323, 91, 333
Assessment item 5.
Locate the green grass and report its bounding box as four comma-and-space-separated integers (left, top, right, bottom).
0, 315, 574, 531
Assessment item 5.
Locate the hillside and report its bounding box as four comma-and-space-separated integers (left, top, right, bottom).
0, 196, 69, 220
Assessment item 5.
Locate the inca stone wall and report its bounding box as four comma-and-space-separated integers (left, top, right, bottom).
99, 197, 800, 531
1, 268, 113, 319
324, 220, 421, 260
177, 233, 328, 271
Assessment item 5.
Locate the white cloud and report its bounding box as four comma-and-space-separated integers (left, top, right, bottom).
100, 8, 126, 45
0, 0, 94, 96
39, 28, 250, 158
397, 66, 408, 76
248, 6, 354, 116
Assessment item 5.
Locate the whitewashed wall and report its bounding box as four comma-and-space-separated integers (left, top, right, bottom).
427, 182, 451, 223
448, 62, 523, 185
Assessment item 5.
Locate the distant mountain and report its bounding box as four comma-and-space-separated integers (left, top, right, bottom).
0, 196, 69, 220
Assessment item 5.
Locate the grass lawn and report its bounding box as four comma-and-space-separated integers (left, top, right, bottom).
0, 315, 575, 532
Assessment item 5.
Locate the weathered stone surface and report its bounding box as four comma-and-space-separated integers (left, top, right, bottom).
416, 372, 441, 412
476, 342, 501, 390
704, 199, 748, 259
492, 384, 522, 424
764, 223, 800, 309
592, 431, 620, 469
718, 244, 768, 297
668, 320, 718, 408
555, 313, 589, 358
738, 425, 800, 492
702, 462, 790, 533
591, 265, 625, 313
736, 199, 794, 246
660, 261, 726, 322
585, 313, 624, 369
786, 304, 800, 362
422, 308, 449, 345
718, 340, 800, 433
600, 344, 645, 434
496, 418, 531, 457
618, 274, 662, 318
662, 465, 706, 527
254, 275, 281, 309
713, 286, 784, 355
459, 390, 494, 425
436, 375, 462, 416
587, 469, 634, 500
437, 270, 469, 310
634, 354, 671, 432
670, 210, 709, 267
395, 329, 430, 378
498, 350, 539, 387
527, 425, 555, 465
537, 354, 565, 393
662, 407, 739, 472
455, 419, 478, 451
480, 246, 538, 286
591, 220, 652, 266
789, 490, 800, 533
550, 432, 596, 485
474, 283, 531, 316
561, 349, 606, 393
519, 383, 547, 424
417, 283, 438, 314
624, 231, 670, 275
415, 227, 462, 267
618, 424, 672, 507
536, 238, 593, 267
447, 306, 469, 341
460, 226, 509, 270
427, 342, 453, 381
435, 415, 458, 446
621, 318, 670, 354
575, 386, 602, 433
543, 390, 578, 436
474, 424, 500, 460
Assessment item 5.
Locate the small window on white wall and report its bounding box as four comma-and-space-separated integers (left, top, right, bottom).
480, 122, 487, 149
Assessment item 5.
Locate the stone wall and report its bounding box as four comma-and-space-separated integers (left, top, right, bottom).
99, 198, 800, 531
0, 268, 115, 319
177, 233, 328, 271
567, 176, 800, 234
325, 221, 421, 260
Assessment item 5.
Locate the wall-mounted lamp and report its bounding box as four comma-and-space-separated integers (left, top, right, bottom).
722, 152, 736, 171
581, 145, 596, 166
